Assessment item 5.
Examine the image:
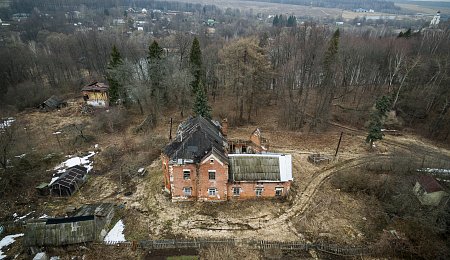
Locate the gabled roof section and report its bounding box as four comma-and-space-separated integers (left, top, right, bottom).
81, 82, 109, 92
228, 154, 293, 182
163, 116, 227, 163
418, 175, 445, 193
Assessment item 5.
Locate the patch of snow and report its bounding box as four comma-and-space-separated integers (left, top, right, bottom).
14, 154, 26, 159
0, 233, 24, 259
52, 131, 62, 135
49, 177, 59, 185
94, 144, 99, 149
14, 211, 34, 222
138, 168, 145, 173
0, 118, 15, 129
39, 214, 49, 219
50, 256, 60, 260
417, 168, 450, 174
103, 220, 126, 242
53, 151, 95, 174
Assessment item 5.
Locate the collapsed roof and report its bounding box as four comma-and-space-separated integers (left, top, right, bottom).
163, 116, 227, 164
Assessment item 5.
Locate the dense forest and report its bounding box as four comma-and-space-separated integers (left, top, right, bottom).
0, 0, 449, 143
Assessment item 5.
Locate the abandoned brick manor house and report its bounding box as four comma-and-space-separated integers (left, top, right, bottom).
161, 116, 293, 202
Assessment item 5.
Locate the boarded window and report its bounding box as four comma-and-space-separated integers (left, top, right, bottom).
183, 170, 190, 180
255, 188, 263, 196
183, 187, 192, 196
208, 188, 217, 196
233, 187, 240, 196
208, 170, 216, 180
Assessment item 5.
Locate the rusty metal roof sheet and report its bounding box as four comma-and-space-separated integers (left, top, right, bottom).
81, 82, 109, 92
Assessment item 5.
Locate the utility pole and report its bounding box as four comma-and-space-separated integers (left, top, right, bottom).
169, 117, 173, 141
335, 132, 343, 157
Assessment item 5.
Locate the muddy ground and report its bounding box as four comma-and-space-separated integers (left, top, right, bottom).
1, 100, 450, 259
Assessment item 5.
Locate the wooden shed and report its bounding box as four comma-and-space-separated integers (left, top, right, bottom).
38, 96, 67, 111
24, 203, 115, 247
413, 175, 448, 206
81, 82, 109, 107
50, 165, 87, 196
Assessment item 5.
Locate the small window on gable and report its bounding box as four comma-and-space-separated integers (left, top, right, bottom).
208, 188, 217, 196
210, 158, 214, 164
183, 170, 190, 180
208, 170, 216, 180
233, 187, 240, 196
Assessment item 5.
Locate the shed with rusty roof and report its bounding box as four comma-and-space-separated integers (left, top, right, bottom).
81, 82, 109, 107
413, 175, 448, 206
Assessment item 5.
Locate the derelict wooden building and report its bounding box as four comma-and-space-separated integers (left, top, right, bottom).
24, 203, 115, 247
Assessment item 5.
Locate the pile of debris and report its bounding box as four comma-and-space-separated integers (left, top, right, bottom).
308, 153, 332, 165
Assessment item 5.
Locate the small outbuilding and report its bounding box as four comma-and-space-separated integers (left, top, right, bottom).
413, 175, 448, 206
50, 165, 88, 196
81, 82, 109, 107
38, 96, 67, 111
24, 203, 115, 246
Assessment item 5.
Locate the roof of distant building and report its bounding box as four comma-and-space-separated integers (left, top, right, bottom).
417, 175, 445, 193
81, 82, 109, 92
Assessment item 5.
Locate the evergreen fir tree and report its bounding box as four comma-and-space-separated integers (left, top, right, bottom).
147, 40, 164, 98
366, 96, 392, 147
107, 45, 124, 105
273, 15, 279, 27
193, 82, 211, 119
189, 37, 203, 93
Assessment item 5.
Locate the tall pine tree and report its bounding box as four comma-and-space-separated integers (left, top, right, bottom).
107, 45, 124, 105
147, 40, 164, 98
366, 96, 392, 147
193, 81, 211, 119
189, 37, 203, 94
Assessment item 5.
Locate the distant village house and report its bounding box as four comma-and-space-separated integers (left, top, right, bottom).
82, 82, 109, 107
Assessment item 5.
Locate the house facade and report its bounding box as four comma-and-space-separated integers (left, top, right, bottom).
161, 116, 293, 202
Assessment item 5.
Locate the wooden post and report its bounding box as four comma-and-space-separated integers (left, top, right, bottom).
335, 132, 343, 157
169, 118, 173, 141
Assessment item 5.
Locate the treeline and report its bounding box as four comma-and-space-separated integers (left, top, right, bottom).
3, 0, 220, 17
244, 0, 401, 13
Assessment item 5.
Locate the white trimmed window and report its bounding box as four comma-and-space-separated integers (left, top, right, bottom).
208, 170, 216, 180
208, 188, 217, 196
275, 187, 283, 196
255, 188, 263, 197
233, 187, 240, 196
183, 170, 190, 180
183, 187, 192, 196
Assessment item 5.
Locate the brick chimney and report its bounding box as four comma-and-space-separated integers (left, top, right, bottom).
221, 118, 228, 137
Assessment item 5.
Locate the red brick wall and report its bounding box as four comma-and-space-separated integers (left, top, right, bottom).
227, 181, 291, 200
170, 164, 197, 202
197, 156, 228, 201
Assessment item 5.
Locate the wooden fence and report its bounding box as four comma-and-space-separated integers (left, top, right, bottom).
100, 239, 372, 256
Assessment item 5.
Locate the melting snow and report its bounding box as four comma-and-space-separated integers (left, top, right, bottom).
50, 151, 96, 184
14, 154, 26, 159
13, 211, 34, 222
417, 168, 450, 174
0, 234, 24, 259
0, 118, 15, 129
104, 220, 126, 242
